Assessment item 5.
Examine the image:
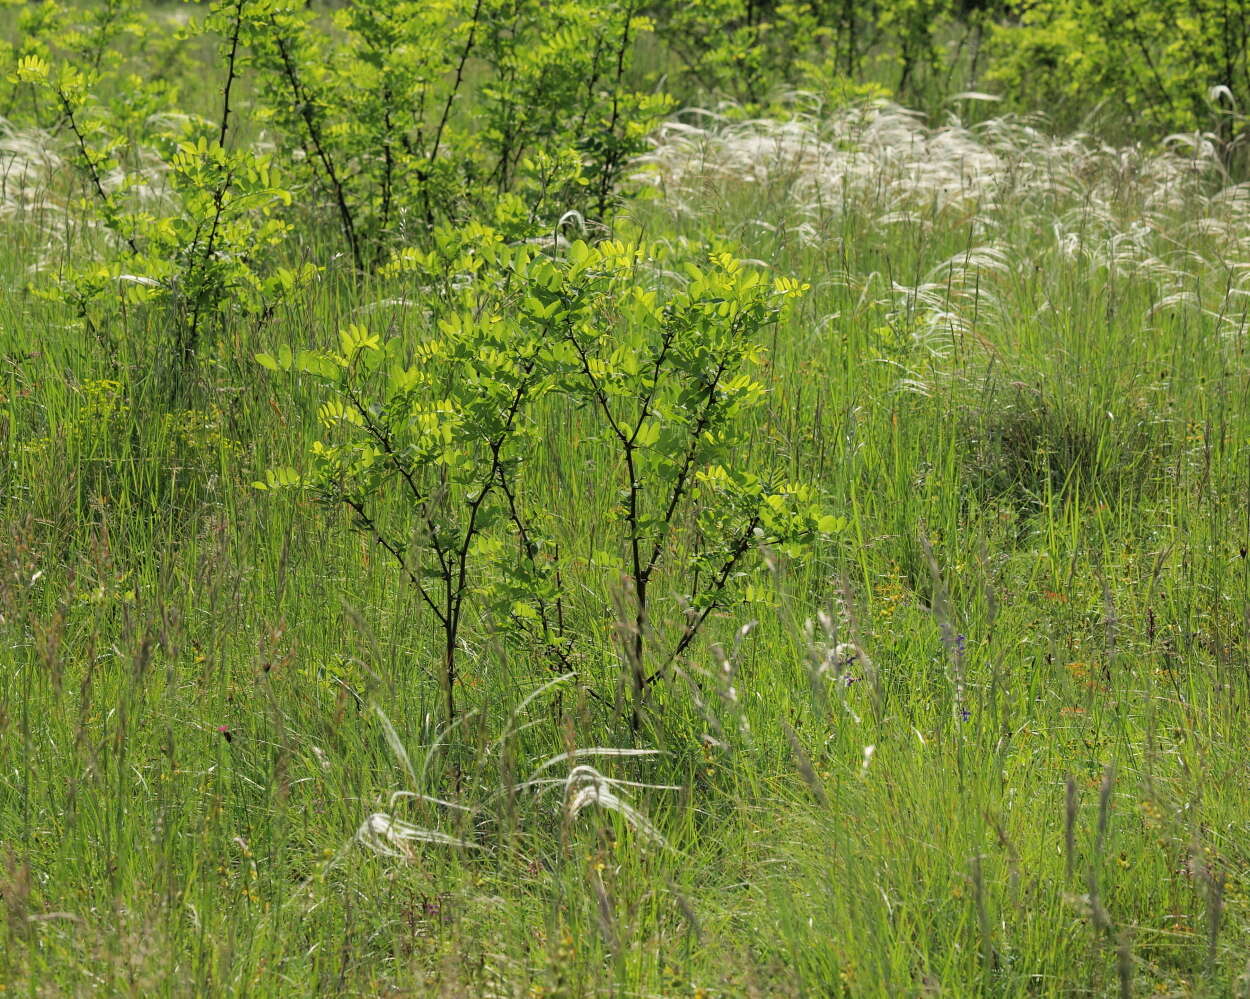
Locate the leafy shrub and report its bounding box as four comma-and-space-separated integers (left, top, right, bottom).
245, 0, 670, 269
257, 228, 839, 732
986, 0, 1250, 144
647, 0, 966, 106
8, 0, 671, 376
14, 3, 303, 374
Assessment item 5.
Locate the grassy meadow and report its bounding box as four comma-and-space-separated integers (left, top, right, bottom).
3, 4, 1250, 997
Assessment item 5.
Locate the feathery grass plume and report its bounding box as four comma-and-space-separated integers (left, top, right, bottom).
355, 812, 478, 858
635, 95, 1250, 396
562, 765, 671, 848
525, 747, 663, 779
0, 120, 63, 226
637, 97, 1218, 229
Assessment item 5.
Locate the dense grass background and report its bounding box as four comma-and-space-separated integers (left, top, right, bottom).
4, 19, 1250, 999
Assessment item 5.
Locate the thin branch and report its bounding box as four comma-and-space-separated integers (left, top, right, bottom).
57, 92, 138, 255
641, 355, 730, 584
565, 331, 630, 445
429, 0, 483, 166
449, 366, 535, 625
342, 495, 448, 628
218, 0, 246, 147
341, 379, 452, 580
183, 161, 236, 361
594, 0, 637, 216
627, 320, 679, 446
496, 469, 573, 672
271, 28, 362, 270
643, 511, 761, 687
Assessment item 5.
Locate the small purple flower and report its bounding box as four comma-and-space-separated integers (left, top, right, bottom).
844, 675, 860, 686
955, 634, 967, 655
960, 708, 971, 723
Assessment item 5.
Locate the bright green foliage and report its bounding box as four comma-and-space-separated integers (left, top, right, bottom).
475, 1, 672, 218
16, 1, 301, 370
1, 0, 147, 125
648, 0, 815, 102
987, 0, 1250, 139
538, 241, 831, 723
648, 0, 963, 104
43, 92, 295, 362
258, 230, 836, 731
257, 225, 558, 728
11, 0, 669, 374
247, 0, 670, 269
245, 0, 475, 269
648, 0, 1250, 139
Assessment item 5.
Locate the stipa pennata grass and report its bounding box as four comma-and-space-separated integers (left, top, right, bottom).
0, 120, 63, 216
0, 115, 176, 254
635, 98, 1218, 233
353, 689, 678, 862
356, 809, 479, 858
560, 765, 672, 848
518, 750, 679, 848
635, 96, 1250, 388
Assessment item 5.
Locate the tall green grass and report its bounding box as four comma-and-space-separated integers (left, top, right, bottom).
3, 96, 1250, 996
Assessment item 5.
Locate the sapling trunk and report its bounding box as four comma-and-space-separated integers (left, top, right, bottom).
266, 26, 362, 271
